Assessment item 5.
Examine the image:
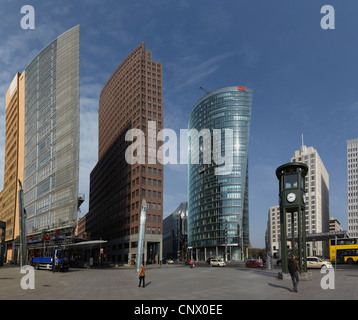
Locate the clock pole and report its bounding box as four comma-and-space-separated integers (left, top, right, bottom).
276, 162, 308, 277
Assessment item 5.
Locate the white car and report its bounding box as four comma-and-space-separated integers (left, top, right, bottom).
307, 257, 333, 269
210, 258, 226, 267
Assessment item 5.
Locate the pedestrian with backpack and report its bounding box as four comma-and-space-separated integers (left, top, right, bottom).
288, 254, 302, 292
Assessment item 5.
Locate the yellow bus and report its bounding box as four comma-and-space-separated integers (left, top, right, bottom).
329, 238, 358, 264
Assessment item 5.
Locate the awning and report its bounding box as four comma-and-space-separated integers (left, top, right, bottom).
288, 230, 348, 242
68, 240, 107, 248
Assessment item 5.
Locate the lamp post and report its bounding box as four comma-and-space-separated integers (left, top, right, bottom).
0, 221, 5, 266
18, 179, 27, 268
276, 162, 308, 276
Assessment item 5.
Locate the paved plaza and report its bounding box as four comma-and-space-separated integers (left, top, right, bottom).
1, 262, 358, 300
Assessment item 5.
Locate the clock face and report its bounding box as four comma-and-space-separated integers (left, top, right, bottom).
287, 192, 296, 203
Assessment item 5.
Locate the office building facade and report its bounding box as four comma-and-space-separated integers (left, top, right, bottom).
188, 86, 252, 261
329, 216, 342, 232
0, 26, 80, 261
163, 202, 188, 260
291, 145, 329, 256
23, 25, 80, 233
266, 205, 281, 259
86, 43, 164, 265
0, 73, 25, 261
347, 138, 358, 237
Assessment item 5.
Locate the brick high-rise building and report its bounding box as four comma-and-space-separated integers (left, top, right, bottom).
86, 43, 164, 265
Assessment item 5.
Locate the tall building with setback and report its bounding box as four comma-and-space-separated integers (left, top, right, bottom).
188, 86, 252, 261
291, 145, 329, 256
347, 138, 358, 237
0, 26, 80, 262
86, 43, 164, 265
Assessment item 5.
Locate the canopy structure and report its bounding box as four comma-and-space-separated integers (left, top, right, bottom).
288, 231, 348, 242
68, 240, 107, 248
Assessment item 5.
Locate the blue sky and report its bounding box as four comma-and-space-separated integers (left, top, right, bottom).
0, 0, 357, 247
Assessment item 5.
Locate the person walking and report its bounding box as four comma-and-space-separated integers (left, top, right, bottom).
138, 263, 146, 288
288, 254, 302, 292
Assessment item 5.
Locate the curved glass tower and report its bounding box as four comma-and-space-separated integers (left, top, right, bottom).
188, 86, 253, 261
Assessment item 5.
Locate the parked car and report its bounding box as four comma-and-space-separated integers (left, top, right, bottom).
246, 259, 263, 268
166, 259, 174, 264
210, 258, 226, 267
307, 257, 333, 269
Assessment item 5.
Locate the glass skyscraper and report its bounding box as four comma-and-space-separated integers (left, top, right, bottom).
188, 86, 252, 261
23, 25, 80, 232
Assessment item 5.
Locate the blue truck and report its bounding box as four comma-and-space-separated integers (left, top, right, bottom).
31, 249, 69, 272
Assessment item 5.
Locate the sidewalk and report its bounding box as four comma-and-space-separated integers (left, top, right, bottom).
1, 263, 357, 300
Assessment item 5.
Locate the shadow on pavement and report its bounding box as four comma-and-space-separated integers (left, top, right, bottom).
268, 282, 292, 292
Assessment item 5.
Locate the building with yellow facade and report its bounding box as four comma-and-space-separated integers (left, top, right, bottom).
0, 73, 25, 261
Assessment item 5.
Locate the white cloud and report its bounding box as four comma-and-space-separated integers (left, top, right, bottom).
166, 52, 234, 92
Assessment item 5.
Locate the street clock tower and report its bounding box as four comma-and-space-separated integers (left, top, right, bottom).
276, 162, 308, 275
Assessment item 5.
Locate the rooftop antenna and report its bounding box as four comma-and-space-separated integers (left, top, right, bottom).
301, 134, 304, 148
199, 86, 210, 94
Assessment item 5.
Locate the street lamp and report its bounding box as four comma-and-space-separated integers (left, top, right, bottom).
18, 179, 27, 268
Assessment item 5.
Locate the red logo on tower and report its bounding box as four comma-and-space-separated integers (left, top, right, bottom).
238, 86, 246, 91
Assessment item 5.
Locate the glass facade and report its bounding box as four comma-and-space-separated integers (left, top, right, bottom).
23, 26, 80, 232
163, 202, 188, 259
188, 86, 253, 261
